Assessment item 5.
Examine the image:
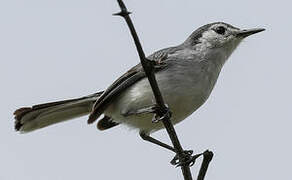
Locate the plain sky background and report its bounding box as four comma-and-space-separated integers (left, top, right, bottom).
0, 0, 291, 179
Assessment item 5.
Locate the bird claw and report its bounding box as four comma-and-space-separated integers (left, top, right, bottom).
170, 150, 193, 165
170, 150, 202, 167
151, 104, 172, 123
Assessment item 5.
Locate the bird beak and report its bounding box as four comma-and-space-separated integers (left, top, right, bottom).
236, 28, 265, 38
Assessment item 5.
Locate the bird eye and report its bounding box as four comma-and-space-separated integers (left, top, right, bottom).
215, 26, 226, 35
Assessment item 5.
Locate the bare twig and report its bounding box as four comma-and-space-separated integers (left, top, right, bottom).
113, 1, 212, 180
197, 150, 214, 180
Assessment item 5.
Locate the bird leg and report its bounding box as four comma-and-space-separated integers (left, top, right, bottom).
130, 106, 199, 167
139, 131, 199, 167
124, 104, 171, 123
124, 105, 157, 116
139, 131, 175, 152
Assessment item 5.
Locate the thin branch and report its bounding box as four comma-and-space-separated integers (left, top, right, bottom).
113, 1, 212, 180
113, 0, 192, 178
197, 150, 214, 180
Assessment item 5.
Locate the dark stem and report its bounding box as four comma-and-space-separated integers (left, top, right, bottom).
197, 150, 214, 180
113, 1, 212, 180
113, 0, 192, 179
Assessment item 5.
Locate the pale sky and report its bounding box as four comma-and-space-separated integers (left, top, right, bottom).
1, 0, 291, 180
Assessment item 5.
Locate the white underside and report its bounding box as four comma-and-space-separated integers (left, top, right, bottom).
105, 57, 223, 134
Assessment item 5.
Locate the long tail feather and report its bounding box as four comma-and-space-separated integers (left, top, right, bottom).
14, 92, 103, 133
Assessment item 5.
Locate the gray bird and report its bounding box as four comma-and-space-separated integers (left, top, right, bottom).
14, 22, 264, 150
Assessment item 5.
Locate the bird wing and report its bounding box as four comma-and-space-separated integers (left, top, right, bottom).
87, 47, 179, 124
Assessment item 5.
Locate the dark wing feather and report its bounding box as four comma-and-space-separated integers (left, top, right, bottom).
88, 64, 146, 123
87, 46, 181, 124
97, 116, 119, 130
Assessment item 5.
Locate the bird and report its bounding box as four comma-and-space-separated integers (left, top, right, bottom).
14, 22, 264, 154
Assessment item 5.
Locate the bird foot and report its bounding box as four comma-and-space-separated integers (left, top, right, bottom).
170, 150, 203, 167
151, 104, 172, 123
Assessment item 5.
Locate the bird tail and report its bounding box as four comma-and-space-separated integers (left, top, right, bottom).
14, 92, 103, 133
